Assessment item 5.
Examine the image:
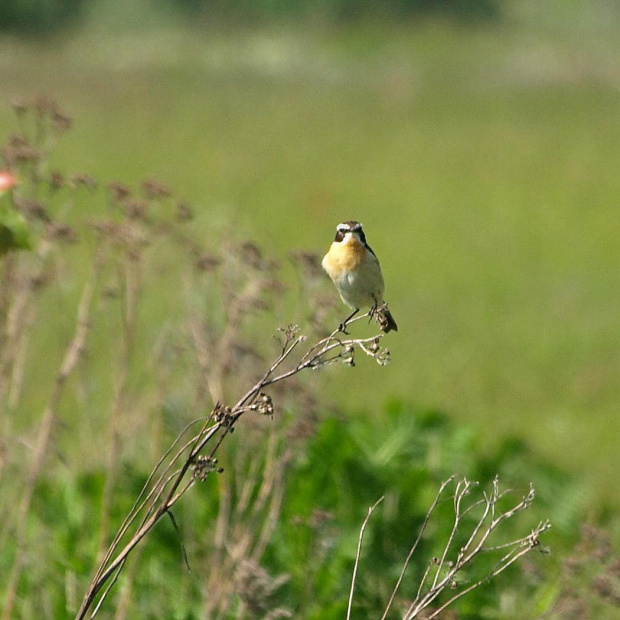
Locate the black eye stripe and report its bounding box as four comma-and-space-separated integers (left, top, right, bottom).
334, 227, 367, 244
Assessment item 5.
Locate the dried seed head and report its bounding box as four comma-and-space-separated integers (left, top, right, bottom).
123, 198, 149, 220
191, 455, 221, 482
141, 177, 172, 199
51, 110, 72, 133
375, 347, 391, 366
70, 174, 97, 190
14, 197, 49, 222
2, 135, 41, 165
251, 393, 274, 416
214, 404, 235, 427
108, 182, 131, 202
34, 95, 56, 116
240, 241, 263, 269
11, 98, 28, 116
45, 223, 78, 244
195, 253, 221, 272
175, 201, 194, 221
278, 324, 300, 340
90, 220, 150, 255
49, 171, 65, 190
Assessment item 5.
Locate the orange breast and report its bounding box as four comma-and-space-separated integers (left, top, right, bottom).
326, 238, 366, 271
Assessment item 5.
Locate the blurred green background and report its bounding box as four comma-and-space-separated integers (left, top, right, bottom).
2, 0, 619, 507
1, 0, 620, 616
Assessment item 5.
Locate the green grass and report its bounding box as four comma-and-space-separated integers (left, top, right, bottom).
2, 17, 619, 513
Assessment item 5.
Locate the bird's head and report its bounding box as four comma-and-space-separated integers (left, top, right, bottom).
334, 220, 366, 246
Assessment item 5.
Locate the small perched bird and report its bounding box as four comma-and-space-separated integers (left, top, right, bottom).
322, 220, 398, 333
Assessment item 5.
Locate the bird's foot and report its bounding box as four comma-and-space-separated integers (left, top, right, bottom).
368, 302, 378, 323
338, 308, 359, 334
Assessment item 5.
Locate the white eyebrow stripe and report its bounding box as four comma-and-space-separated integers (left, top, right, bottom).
336, 222, 362, 232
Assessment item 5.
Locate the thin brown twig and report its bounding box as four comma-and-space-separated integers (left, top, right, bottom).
394, 477, 550, 620
380, 476, 456, 620
425, 525, 550, 619
2, 273, 96, 620
347, 496, 384, 620
76, 314, 389, 619
94, 418, 207, 581
97, 260, 140, 564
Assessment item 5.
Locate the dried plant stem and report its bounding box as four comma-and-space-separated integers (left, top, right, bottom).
380, 476, 456, 620
79, 422, 222, 614
2, 274, 96, 620
188, 313, 222, 408
376, 476, 552, 620
77, 313, 389, 619
97, 259, 140, 563
112, 549, 143, 620
7, 302, 34, 409
423, 529, 547, 619
347, 496, 384, 620
0, 283, 31, 406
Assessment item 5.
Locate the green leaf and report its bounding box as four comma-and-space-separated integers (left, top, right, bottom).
0, 208, 32, 254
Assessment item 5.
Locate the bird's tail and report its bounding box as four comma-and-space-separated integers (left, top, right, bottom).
376, 303, 398, 333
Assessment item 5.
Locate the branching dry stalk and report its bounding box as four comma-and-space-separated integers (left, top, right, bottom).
347, 496, 385, 620
203, 423, 293, 617
97, 254, 142, 564
371, 475, 552, 620
76, 311, 390, 619
2, 273, 97, 620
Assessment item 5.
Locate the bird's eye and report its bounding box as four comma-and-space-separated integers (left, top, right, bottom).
335, 230, 345, 242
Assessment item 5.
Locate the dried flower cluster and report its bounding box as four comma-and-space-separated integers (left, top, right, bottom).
349, 476, 551, 620
191, 455, 224, 481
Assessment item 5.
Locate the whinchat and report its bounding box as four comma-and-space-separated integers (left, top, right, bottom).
322, 220, 398, 333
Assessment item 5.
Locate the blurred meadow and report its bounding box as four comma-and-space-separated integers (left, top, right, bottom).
2, 0, 620, 617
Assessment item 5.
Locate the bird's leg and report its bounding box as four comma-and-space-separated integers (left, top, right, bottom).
339, 308, 359, 334
368, 300, 379, 323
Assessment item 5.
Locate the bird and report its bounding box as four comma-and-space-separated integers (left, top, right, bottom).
322, 220, 398, 333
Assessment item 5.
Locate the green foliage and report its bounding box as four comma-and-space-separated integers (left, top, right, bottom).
0, 0, 86, 33
168, 0, 500, 23
0, 204, 31, 253
261, 402, 579, 618
0, 0, 500, 34
2, 391, 586, 618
